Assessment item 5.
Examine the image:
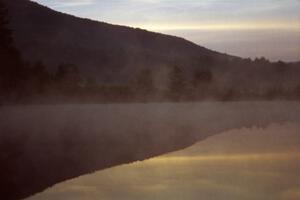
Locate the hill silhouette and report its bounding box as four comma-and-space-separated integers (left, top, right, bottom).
2, 0, 300, 103
1, 0, 300, 103
3, 0, 230, 84
1, 1, 300, 200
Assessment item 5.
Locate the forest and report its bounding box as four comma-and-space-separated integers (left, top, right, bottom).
1, 0, 300, 104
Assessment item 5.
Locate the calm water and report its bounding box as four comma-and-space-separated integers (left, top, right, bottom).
27, 122, 300, 200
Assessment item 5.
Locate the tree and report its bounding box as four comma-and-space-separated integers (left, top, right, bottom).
254, 57, 269, 65
192, 68, 213, 99
55, 63, 82, 93
168, 65, 187, 101
192, 69, 212, 88
27, 61, 51, 94
0, 0, 25, 98
133, 68, 155, 100
0, 0, 13, 49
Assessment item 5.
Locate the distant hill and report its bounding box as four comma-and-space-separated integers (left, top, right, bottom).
3, 0, 231, 84
2, 0, 300, 101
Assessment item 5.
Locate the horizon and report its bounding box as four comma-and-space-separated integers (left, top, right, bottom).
2, 1, 300, 200
32, 0, 300, 62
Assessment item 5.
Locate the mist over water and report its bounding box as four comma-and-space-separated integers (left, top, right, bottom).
1, 1, 300, 199
2, 101, 296, 200
26, 122, 300, 200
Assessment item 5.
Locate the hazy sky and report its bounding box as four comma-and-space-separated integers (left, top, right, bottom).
32, 0, 300, 61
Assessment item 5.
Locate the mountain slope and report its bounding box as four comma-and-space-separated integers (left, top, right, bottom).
2, 0, 300, 100
3, 0, 229, 84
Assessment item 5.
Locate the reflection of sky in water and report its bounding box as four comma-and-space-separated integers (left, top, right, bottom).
28, 123, 300, 200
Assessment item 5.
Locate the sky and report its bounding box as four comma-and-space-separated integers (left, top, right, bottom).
32, 0, 300, 61
27, 123, 300, 200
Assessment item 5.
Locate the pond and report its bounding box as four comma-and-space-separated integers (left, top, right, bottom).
27, 122, 300, 200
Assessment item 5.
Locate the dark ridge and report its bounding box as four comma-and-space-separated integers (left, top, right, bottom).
1, 1, 300, 199
2, 0, 229, 84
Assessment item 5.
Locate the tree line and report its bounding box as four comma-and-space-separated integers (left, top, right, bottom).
1, 0, 300, 104
0, 0, 214, 103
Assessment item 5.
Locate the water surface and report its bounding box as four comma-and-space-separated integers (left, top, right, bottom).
27, 123, 300, 200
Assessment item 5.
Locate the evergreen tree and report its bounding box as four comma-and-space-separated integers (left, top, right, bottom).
0, 0, 24, 97
55, 63, 82, 93
28, 61, 51, 94
191, 69, 213, 99
0, 0, 13, 49
134, 68, 155, 99
192, 69, 212, 88
168, 65, 186, 101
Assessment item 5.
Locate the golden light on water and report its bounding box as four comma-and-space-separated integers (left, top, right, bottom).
27, 124, 300, 200
146, 151, 300, 164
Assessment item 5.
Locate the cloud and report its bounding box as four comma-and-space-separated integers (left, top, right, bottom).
34, 0, 300, 27
34, 0, 95, 8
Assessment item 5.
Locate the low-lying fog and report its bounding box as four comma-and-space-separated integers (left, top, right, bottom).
1, 101, 300, 199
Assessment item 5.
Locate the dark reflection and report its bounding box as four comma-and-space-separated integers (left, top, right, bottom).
1, 1, 300, 199
1, 102, 300, 199
27, 123, 300, 200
